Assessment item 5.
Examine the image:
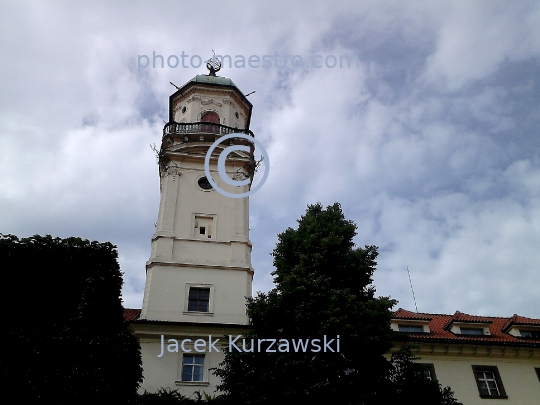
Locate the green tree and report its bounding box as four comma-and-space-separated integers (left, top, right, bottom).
214, 203, 460, 404
215, 203, 394, 404
387, 345, 462, 405
0, 234, 143, 405
137, 388, 218, 404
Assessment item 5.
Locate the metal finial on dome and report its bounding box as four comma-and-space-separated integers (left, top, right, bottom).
206, 51, 221, 76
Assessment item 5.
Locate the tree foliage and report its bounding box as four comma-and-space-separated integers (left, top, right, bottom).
0, 234, 143, 404
215, 203, 395, 404
137, 388, 219, 404
387, 346, 462, 405
214, 203, 461, 404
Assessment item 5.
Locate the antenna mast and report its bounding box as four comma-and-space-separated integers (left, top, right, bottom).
407, 266, 419, 313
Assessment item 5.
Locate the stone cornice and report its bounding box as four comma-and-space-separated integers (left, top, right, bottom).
145, 260, 254, 276
392, 340, 540, 359
129, 321, 250, 341
150, 234, 252, 247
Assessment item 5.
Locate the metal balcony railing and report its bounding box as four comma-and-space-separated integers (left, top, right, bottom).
163, 122, 254, 138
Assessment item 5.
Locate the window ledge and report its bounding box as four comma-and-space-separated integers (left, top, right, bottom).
479, 395, 508, 399
183, 311, 214, 316
175, 381, 209, 386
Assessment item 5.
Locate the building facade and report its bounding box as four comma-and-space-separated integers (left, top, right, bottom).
128, 68, 256, 397
125, 68, 540, 402
391, 308, 540, 404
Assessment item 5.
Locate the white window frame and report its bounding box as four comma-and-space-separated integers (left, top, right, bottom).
449, 322, 491, 336
472, 365, 507, 398
398, 324, 425, 333
176, 353, 209, 385
460, 327, 484, 335
390, 319, 430, 333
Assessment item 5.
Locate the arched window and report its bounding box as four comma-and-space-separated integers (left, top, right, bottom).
201, 111, 219, 123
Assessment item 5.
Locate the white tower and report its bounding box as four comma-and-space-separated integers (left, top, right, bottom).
133, 64, 255, 395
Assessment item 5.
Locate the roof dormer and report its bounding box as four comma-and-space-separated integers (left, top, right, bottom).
503, 314, 540, 339
447, 322, 492, 336
391, 309, 432, 334
391, 320, 431, 334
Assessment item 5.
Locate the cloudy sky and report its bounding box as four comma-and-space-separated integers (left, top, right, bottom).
1, 1, 539, 318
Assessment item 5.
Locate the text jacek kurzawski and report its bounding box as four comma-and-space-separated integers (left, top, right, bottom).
157, 335, 340, 357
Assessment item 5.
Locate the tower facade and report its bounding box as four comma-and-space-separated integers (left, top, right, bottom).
132, 71, 255, 396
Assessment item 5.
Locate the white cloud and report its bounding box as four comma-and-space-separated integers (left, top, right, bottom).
423, 1, 540, 90
1, 0, 539, 319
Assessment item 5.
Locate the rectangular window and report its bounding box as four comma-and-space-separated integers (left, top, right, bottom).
188, 287, 210, 312
181, 354, 204, 382
194, 215, 214, 239
472, 366, 507, 398
417, 363, 437, 381
461, 327, 484, 335
398, 324, 424, 333
520, 330, 540, 338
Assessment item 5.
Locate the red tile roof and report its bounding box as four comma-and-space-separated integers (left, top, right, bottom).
502, 314, 540, 332
393, 308, 540, 347
124, 307, 540, 347
124, 308, 141, 322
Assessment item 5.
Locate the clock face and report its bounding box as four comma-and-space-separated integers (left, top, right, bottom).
198, 176, 213, 190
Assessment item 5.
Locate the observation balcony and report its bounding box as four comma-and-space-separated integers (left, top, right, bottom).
163, 122, 254, 138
